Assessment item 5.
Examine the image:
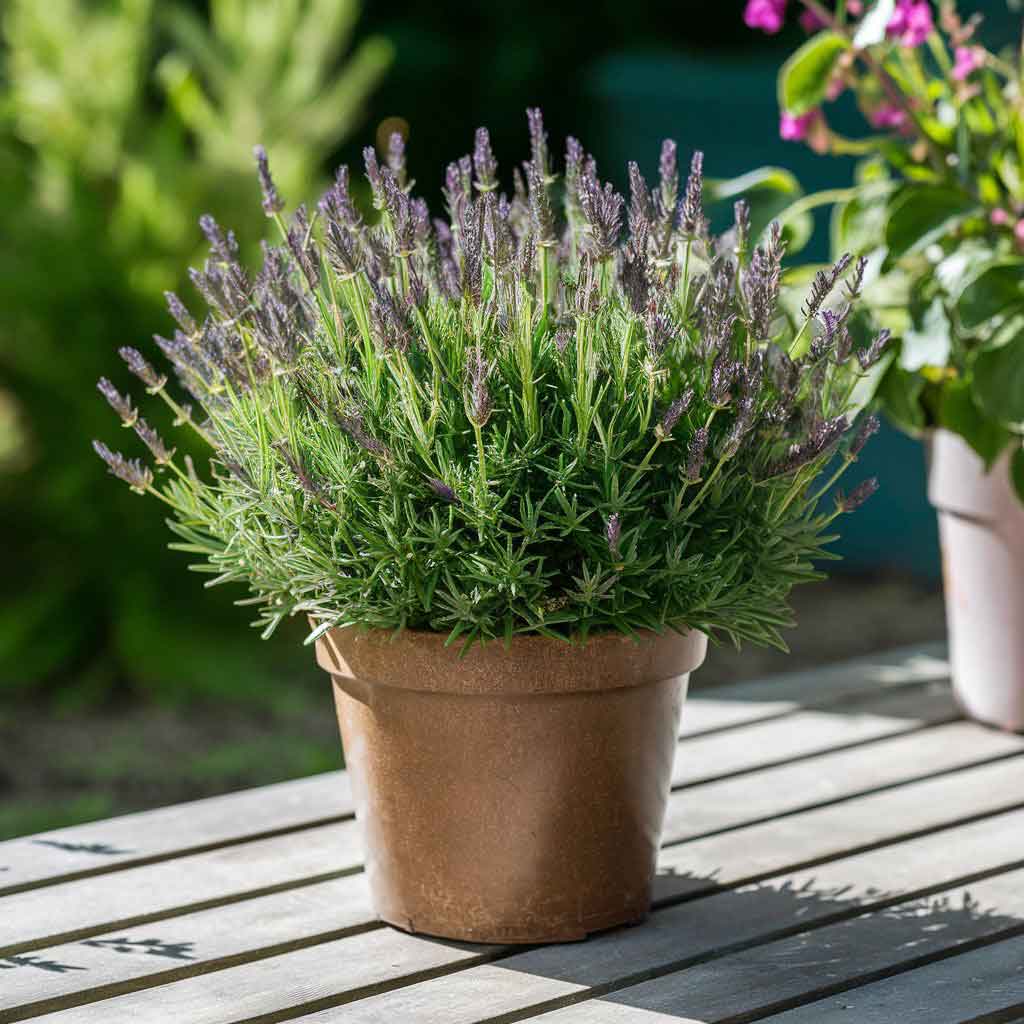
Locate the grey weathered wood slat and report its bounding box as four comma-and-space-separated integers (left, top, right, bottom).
676, 644, 948, 738
0, 874, 373, 1020
672, 682, 957, 788
0, 646, 947, 896
659, 717, 1023, 847
18, 927, 500, 1024
0, 772, 352, 897
2, 688, 1004, 959
516, 868, 1024, 1024
656, 743, 1024, 901
0, 822, 361, 955
275, 811, 1024, 1024
10, 783, 1022, 1023
13, 753, 1024, 1024
753, 932, 1024, 1024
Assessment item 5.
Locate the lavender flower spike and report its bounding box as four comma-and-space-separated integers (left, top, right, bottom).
253, 145, 285, 216
802, 253, 853, 321
733, 199, 751, 256
656, 389, 694, 439
658, 139, 678, 215
605, 513, 622, 558
387, 131, 407, 186
428, 477, 458, 504
473, 127, 499, 192
97, 378, 137, 426
119, 346, 166, 391
857, 329, 893, 371
92, 441, 153, 493
527, 158, 556, 246
849, 414, 880, 459
686, 427, 709, 481
838, 477, 879, 512
680, 151, 704, 239
578, 174, 624, 261
164, 291, 197, 336
133, 418, 176, 465
465, 349, 493, 427
526, 107, 548, 176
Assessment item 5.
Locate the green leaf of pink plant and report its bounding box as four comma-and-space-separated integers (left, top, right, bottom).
884, 187, 978, 263
778, 32, 849, 118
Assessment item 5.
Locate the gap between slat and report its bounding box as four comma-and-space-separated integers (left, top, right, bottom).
0, 815, 353, 900
0, 920, 382, 1024
665, 747, 1024, 845
960, 1004, 1024, 1024
0, 867, 360, 960
473, 923, 1024, 1024
717, 925, 1024, 1024
671, 711, 960, 792
679, 671, 949, 743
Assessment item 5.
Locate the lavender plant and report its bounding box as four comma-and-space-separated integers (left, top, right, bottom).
92, 113, 885, 649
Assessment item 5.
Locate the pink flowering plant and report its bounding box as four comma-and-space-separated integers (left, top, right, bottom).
750, 0, 1024, 494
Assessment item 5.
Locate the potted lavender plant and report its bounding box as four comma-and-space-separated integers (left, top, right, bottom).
93, 112, 883, 943
749, 0, 1024, 731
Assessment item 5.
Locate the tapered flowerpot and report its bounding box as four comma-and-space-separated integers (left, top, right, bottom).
314, 625, 707, 943
929, 429, 1024, 732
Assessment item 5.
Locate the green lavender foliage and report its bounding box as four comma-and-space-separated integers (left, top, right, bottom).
95, 115, 886, 649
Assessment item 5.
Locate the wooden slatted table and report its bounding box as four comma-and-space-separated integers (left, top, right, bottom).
4, 644, 1024, 1024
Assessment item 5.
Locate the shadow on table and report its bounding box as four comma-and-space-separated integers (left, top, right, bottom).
440, 856, 1024, 1023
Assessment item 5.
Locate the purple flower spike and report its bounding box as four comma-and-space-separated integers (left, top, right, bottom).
253, 145, 285, 216
605, 513, 622, 558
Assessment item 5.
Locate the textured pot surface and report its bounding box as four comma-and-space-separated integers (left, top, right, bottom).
929, 430, 1024, 732
314, 626, 707, 943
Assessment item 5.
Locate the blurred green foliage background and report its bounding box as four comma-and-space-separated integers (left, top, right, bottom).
2, 0, 1008, 837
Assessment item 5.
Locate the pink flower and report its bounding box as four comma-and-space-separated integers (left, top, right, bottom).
887, 0, 933, 47
744, 0, 787, 34
952, 46, 984, 81
826, 74, 847, 101
990, 208, 1010, 226
799, 8, 828, 31
869, 103, 909, 131
780, 108, 820, 141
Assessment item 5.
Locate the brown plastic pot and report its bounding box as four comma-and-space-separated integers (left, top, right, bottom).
929, 429, 1024, 732
314, 624, 707, 943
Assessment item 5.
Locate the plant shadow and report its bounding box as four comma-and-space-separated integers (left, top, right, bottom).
446, 851, 1024, 1023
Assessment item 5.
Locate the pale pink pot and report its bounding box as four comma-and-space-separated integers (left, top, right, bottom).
929, 429, 1024, 732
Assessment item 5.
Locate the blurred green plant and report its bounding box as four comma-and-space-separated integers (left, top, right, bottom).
0, 0, 392, 702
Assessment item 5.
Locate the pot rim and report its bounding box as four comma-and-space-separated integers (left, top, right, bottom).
313, 622, 708, 696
